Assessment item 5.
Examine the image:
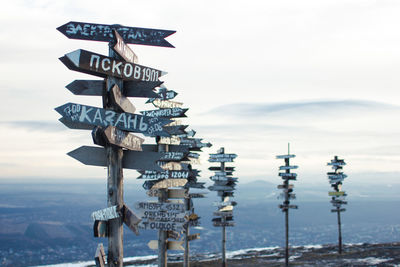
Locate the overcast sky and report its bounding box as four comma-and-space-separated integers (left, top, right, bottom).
1, 0, 400, 187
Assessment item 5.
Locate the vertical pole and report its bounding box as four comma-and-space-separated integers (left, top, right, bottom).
220, 147, 227, 267
106, 46, 124, 267
184, 197, 190, 267
337, 208, 342, 254
284, 157, 289, 267
158, 143, 168, 267
222, 218, 227, 267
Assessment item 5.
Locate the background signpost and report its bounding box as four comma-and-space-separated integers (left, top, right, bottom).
327, 156, 348, 254
276, 144, 298, 267
208, 147, 238, 267
135, 81, 210, 267
56, 21, 175, 267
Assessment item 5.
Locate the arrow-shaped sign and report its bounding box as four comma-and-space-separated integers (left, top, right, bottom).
276, 154, 296, 159
68, 146, 163, 171
147, 240, 184, 251
109, 84, 136, 113
146, 88, 178, 103
57, 21, 175, 48
137, 170, 199, 180
100, 126, 144, 151
91, 205, 120, 221
122, 204, 141, 236
151, 99, 183, 109
60, 49, 167, 81
141, 108, 188, 118
66, 80, 161, 98
209, 153, 237, 162
279, 165, 298, 170
55, 102, 171, 137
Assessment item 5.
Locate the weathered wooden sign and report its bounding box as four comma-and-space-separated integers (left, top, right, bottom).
60, 49, 167, 81
328, 173, 347, 179
276, 154, 296, 159
151, 178, 188, 189
279, 204, 298, 209
67, 146, 163, 171
141, 107, 188, 118
59, 117, 93, 130
147, 89, 178, 103
135, 201, 185, 212
101, 126, 144, 151
158, 136, 181, 145
279, 173, 297, 178
57, 21, 175, 47
55, 102, 171, 137
148, 240, 184, 251
139, 221, 183, 231
152, 99, 183, 109
123, 204, 141, 236
329, 191, 346, 196
146, 188, 188, 199
138, 170, 198, 179
208, 185, 235, 191
159, 161, 186, 171
279, 165, 298, 170
213, 211, 233, 217
213, 222, 235, 227
167, 230, 181, 240
331, 208, 346, 213
110, 84, 136, 113
91, 206, 120, 221
66, 79, 161, 98
209, 166, 235, 171
209, 153, 237, 162
159, 151, 188, 161
112, 29, 138, 63
277, 184, 294, 189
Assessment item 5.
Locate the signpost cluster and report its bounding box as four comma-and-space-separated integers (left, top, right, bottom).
208, 148, 238, 267
56, 21, 175, 267
136, 85, 211, 267
327, 156, 348, 254
276, 144, 298, 267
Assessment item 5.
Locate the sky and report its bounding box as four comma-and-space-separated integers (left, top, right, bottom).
1, 0, 400, 187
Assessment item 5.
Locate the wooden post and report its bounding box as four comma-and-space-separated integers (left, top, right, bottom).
284, 157, 289, 267
106, 46, 124, 267
220, 148, 227, 267
184, 197, 190, 267
337, 207, 342, 254
158, 143, 168, 267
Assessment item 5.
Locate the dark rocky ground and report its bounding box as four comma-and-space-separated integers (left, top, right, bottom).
122, 242, 400, 267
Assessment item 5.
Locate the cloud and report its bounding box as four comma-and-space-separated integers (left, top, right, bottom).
204, 99, 398, 118
0, 121, 66, 132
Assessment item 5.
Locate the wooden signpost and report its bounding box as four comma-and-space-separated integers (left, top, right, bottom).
276, 144, 298, 267
327, 156, 348, 254
132, 68, 210, 267
57, 21, 175, 267
208, 147, 238, 267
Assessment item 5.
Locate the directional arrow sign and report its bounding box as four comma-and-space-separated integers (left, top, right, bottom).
60, 49, 167, 81
146, 89, 178, 103
209, 166, 235, 171
331, 208, 346, 213
159, 151, 188, 161
91, 206, 120, 221
187, 233, 200, 242
147, 240, 184, 251
209, 153, 237, 162
151, 179, 187, 189
140, 220, 183, 231
158, 136, 181, 145
279, 173, 297, 178
276, 154, 296, 159
329, 191, 346, 196
146, 188, 187, 199
189, 193, 206, 198
277, 184, 294, 189
279, 165, 298, 170
68, 146, 163, 171
151, 99, 183, 109
328, 173, 347, 180
138, 170, 198, 180
55, 102, 171, 137
159, 161, 187, 171
57, 21, 175, 47
66, 80, 161, 98
141, 108, 188, 118
112, 29, 138, 63
94, 243, 106, 267
213, 222, 235, 227
135, 201, 185, 212
59, 117, 93, 130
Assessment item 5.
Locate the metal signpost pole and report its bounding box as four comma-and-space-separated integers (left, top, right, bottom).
337, 207, 342, 254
